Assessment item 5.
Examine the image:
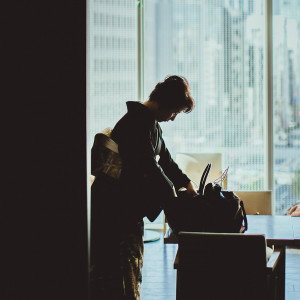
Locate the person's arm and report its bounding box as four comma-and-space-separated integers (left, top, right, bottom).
286, 203, 300, 216
117, 123, 176, 199
158, 137, 196, 193
185, 180, 198, 197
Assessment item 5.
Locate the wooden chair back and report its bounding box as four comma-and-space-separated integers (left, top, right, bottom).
175, 231, 275, 300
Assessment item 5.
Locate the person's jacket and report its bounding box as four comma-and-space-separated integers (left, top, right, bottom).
109, 101, 191, 222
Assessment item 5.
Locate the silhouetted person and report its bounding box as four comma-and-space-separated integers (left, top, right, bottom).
90, 75, 197, 299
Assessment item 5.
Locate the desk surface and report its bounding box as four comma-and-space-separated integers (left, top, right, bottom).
164, 215, 300, 246
246, 215, 294, 246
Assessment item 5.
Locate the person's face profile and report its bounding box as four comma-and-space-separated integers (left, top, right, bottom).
157, 106, 185, 122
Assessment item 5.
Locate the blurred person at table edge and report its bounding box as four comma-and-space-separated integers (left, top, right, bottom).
286, 202, 300, 217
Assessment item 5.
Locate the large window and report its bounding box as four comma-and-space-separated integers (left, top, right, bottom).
273, 0, 300, 213
87, 0, 300, 217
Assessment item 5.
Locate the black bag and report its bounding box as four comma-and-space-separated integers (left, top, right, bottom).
164, 163, 248, 235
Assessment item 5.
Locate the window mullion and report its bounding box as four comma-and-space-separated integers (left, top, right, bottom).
265, 0, 274, 213
137, 0, 144, 101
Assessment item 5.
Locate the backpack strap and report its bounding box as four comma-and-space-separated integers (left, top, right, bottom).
239, 201, 248, 232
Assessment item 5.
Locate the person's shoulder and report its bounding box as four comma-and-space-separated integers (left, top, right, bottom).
112, 112, 151, 143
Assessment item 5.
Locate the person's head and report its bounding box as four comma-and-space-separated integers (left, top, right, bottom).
148, 75, 195, 122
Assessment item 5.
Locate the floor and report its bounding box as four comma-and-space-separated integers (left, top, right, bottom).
141, 236, 177, 300
141, 234, 300, 300
285, 247, 300, 300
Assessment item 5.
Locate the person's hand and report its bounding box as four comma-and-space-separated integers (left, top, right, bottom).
185, 181, 198, 197
286, 203, 300, 217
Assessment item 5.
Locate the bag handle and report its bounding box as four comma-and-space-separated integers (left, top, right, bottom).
199, 163, 211, 196
240, 200, 248, 232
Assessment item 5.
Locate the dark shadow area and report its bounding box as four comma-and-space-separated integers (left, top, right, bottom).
3, 1, 88, 299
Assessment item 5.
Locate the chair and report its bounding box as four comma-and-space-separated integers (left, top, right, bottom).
174, 231, 285, 300
234, 191, 272, 215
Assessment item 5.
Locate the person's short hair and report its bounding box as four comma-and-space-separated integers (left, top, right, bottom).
149, 75, 195, 113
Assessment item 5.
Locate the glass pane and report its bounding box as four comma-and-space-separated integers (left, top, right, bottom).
86, 0, 138, 226
273, 0, 300, 214
144, 0, 266, 193
87, 0, 138, 151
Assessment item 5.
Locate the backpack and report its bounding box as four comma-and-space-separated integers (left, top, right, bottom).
163, 163, 248, 235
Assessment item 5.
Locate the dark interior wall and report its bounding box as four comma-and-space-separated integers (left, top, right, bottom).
3, 1, 88, 299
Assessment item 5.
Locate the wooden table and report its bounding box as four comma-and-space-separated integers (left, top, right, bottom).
165, 215, 300, 247
246, 215, 300, 247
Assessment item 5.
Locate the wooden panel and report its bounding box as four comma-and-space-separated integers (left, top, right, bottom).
234, 191, 272, 215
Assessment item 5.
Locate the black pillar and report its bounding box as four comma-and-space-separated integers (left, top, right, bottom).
3, 1, 88, 299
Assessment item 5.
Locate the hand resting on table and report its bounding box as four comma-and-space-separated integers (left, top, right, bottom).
285, 202, 300, 217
